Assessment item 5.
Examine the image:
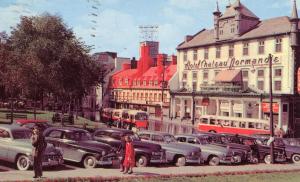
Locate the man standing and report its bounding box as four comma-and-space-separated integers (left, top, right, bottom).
31, 126, 47, 178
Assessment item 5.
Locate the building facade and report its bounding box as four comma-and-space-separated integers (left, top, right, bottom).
110, 41, 177, 117
170, 0, 300, 136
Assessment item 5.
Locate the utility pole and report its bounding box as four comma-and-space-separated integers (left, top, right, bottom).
269, 53, 275, 164
161, 59, 165, 124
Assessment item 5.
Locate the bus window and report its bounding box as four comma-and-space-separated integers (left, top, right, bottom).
210, 119, 216, 125
135, 113, 148, 120
256, 123, 262, 129
239, 122, 246, 128
231, 121, 238, 127
201, 118, 208, 124
264, 124, 269, 130
223, 120, 230, 126
249, 122, 255, 128
122, 112, 129, 119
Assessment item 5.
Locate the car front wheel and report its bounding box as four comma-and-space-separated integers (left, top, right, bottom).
136, 155, 148, 167
83, 155, 97, 168
292, 154, 300, 164
264, 154, 271, 164
16, 155, 30, 171
208, 156, 220, 166
175, 156, 186, 167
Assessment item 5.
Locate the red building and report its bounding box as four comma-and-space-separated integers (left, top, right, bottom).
109, 41, 177, 117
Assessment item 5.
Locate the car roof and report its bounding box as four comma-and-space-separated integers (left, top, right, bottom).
94, 128, 134, 134
175, 134, 196, 138
16, 119, 48, 124
138, 130, 172, 136
46, 126, 88, 133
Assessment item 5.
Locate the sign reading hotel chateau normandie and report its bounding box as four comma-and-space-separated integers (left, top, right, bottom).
184, 56, 280, 70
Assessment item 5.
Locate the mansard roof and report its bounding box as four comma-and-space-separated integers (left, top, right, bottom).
177, 16, 292, 50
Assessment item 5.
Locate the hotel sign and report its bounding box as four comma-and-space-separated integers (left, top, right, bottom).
184, 56, 280, 70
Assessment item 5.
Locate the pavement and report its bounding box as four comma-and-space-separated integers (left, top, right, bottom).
1, 163, 300, 182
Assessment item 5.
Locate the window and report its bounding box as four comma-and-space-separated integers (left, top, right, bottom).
192, 82, 197, 91
193, 50, 198, 61
182, 73, 187, 80
0, 129, 10, 138
48, 130, 63, 138
149, 80, 153, 86
183, 51, 187, 62
149, 93, 153, 101
139, 134, 150, 140
137, 80, 140, 86
125, 79, 129, 85
204, 48, 209, 59
133, 93, 136, 100
243, 81, 248, 89
177, 137, 186, 143
152, 135, 164, 142
242, 70, 248, 79
203, 71, 208, 80
243, 42, 249, 56
133, 80, 136, 86
275, 38, 282, 52
274, 81, 281, 91
143, 80, 147, 86
119, 79, 122, 85
141, 93, 144, 99
192, 72, 197, 80
275, 68, 282, 77
257, 70, 264, 78
216, 46, 221, 58
220, 29, 223, 35
145, 93, 148, 101
257, 80, 264, 90
229, 44, 234, 57
258, 41, 265, 54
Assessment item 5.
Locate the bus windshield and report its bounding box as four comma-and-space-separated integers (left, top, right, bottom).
135, 113, 148, 120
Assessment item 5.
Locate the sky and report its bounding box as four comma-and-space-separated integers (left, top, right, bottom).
0, 0, 298, 58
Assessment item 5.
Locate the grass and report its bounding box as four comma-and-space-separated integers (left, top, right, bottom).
120, 172, 300, 182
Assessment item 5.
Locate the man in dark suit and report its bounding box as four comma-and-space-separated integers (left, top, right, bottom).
31, 126, 47, 178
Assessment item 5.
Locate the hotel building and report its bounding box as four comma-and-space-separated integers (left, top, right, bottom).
170, 0, 300, 136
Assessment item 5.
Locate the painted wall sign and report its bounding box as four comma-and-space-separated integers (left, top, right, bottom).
184, 56, 280, 70
262, 102, 279, 113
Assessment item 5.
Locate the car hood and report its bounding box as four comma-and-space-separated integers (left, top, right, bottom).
133, 140, 161, 151
76, 140, 113, 152
161, 142, 199, 153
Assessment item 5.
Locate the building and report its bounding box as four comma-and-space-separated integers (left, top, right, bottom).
81, 52, 130, 121
170, 0, 300, 136
109, 41, 177, 117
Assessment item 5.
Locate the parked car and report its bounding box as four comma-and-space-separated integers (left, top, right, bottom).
195, 132, 253, 163
225, 134, 286, 164
137, 131, 202, 167
14, 119, 51, 131
93, 128, 166, 167
175, 134, 243, 165
43, 127, 116, 168
0, 124, 63, 170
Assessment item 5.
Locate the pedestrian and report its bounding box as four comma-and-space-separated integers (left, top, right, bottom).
123, 135, 135, 174
117, 136, 126, 172
31, 126, 47, 179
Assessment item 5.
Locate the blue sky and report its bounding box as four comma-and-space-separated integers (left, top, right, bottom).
0, 0, 297, 58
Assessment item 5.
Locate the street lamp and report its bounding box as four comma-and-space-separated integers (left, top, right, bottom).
268, 53, 275, 164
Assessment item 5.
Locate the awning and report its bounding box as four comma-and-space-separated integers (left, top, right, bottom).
215, 69, 242, 83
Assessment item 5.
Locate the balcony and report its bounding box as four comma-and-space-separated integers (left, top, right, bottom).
200, 83, 242, 93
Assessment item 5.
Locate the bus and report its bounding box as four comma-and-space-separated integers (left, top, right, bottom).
197, 115, 270, 135
127, 110, 149, 129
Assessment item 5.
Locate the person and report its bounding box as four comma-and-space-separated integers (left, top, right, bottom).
117, 136, 126, 172
123, 135, 135, 174
31, 126, 47, 178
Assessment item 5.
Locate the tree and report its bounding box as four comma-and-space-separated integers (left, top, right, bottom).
9, 13, 104, 121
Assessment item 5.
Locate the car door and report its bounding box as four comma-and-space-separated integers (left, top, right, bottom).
0, 129, 10, 161
61, 131, 83, 162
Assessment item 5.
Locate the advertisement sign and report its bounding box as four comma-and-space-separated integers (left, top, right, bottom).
262, 102, 279, 113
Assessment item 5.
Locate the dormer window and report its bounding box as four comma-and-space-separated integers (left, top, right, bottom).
119, 79, 122, 85
149, 80, 153, 86
137, 80, 140, 86
143, 80, 147, 86
125, 79, 129, 85
154, 80, 158, 86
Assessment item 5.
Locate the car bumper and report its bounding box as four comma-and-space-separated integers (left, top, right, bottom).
42, 158, 64, 166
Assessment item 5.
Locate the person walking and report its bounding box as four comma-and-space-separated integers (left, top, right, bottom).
31, 126, 47, 178
123, 135, 135, 174
117, 136, 126, 172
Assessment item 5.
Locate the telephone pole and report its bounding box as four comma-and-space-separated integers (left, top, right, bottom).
269, 53, 275, 164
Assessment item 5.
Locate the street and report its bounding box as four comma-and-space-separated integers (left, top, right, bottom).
1, 162, 300, 182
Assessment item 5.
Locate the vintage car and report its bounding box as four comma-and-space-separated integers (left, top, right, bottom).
225, 134, 286, 164
0, 124, 63, 170
43, 127, 117, 168
137, 131, 202, 167
175, 134, 243, 165
93, 128, 166, 167
194, 132, 255, 163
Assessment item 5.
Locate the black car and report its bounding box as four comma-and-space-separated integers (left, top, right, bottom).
93, 128, 166, 167
43, 127, 117, 168
225, 134, 286, 164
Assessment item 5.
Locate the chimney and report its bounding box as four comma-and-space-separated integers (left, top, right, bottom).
185, 35, 193, 43
122, 63, 131, 70
138, 43, 153, 75
171, 55, 177, 65
157, 54, 167, 75
213, 1, 221, 40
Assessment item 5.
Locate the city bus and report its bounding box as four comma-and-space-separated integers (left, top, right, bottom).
197, 115, 270, 135
127, 110, 149, 130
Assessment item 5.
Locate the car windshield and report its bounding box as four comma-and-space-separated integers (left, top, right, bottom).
65, 131, 92, 141
283, 138, 300, 146
197, 137, 210, 145
163, 134, 177, 143
12, 130, 32, 139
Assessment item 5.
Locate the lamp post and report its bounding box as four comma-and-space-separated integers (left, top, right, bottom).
161, 59, 165, 123
269, 53, 275, 164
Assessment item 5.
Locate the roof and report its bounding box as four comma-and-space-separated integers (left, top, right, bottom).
221, 1, 258, 19
215, 69, 242, 83
178, 16, 292, 49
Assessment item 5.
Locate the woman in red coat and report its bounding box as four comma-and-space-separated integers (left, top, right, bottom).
123, 135, 135, 174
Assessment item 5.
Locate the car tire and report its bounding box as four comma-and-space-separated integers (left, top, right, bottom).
175, 156, 186, 167
136, 155, 148, 167
208, 156, 220, 166
16, 155, 30, 171
83, 155, 97, 168
264, 154, 271, 164
292, 154, 300, 164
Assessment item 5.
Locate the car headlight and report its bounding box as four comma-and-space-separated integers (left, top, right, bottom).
102, 151, 106, 156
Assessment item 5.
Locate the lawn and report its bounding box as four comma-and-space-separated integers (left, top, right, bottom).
120, 172, 300, 182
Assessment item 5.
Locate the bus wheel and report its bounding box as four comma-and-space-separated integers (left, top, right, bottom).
209, 130, 216, 133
